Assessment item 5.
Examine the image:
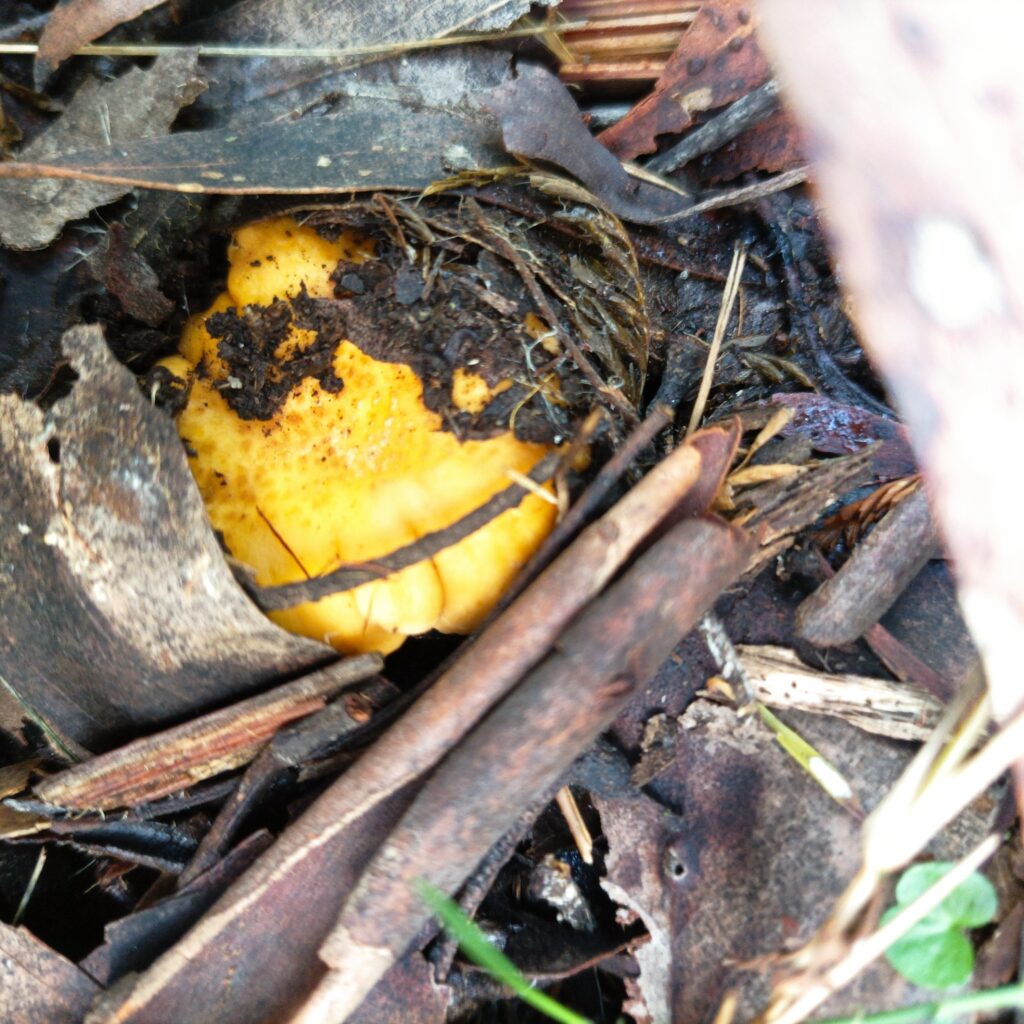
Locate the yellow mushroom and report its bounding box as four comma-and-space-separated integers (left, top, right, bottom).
160, 216, 558, 655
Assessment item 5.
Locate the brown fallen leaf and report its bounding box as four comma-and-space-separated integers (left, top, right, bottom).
482, 63, 690, 224
0, 325, 328, 751
35, 0, 169, 86
0, 51, 204, 250
701, 107, 805, 180
597, 702, 997, 1023
0, 98, 507, 197
99, 223, 174, 327
767, 393, 916, 480
599, 0, 771, 161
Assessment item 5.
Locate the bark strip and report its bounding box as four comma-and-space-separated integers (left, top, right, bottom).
32, 654, 382, 811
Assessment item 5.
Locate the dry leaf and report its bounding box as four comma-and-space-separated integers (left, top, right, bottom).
599, 0, 771, 161
483, 64, 689, 224
0, 922, 101, 1024
0, 98, 506, 196
35, 0, 169, 86
0, 51, 204, 250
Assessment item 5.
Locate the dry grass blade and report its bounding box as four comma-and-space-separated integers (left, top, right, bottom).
555, 786, 594, 865
687, 243, 747, 436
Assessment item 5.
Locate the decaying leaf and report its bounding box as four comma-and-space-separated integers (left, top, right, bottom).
701, 107, 805, 180
0, 99, 507, 197
597, 703, 997, 1023
599, 0, 771, 161
199, 0, 552, 47
767, 393, 916, 479
0, 325, 328, 751
0, 51, 205, 250
482, 64, 689, 224
35, 0, 169, 86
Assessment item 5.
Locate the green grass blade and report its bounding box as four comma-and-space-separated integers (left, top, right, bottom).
418, 880, 594, 1024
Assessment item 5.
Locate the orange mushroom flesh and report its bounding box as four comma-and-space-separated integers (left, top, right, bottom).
159, 216, 559, 655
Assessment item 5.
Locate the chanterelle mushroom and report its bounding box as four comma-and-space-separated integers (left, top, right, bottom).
160, 215, 558, 655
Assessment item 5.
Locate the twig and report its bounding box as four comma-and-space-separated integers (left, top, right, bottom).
648, 80, 781, 175
654, 167, 811, 222
736, 645, 942, 742
302, 515, 754, 1023
431, 781, 564, 983
796, 487, 938, 646
105, 426, 737, 1024
498, 404, 671, 612
176, 675, 399, 889
687, 244, 746, 436
31, 654, 382, 811
0, 15, 697, 60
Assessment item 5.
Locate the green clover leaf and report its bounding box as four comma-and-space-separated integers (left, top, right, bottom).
883, 863, 997, 990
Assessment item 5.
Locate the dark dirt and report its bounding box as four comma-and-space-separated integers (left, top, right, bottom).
193, 203, 616, 444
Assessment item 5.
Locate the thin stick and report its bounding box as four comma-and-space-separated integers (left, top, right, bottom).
555, 786, 594, 865
252, 452, 561, 610
687, 244, 746, 436
657, 167, 811, 222
497, 404, 669, 612
0, 14, 697, 61
648, 80, 781, 175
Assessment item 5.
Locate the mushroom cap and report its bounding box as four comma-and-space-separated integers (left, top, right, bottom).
162, 216, 558, 655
